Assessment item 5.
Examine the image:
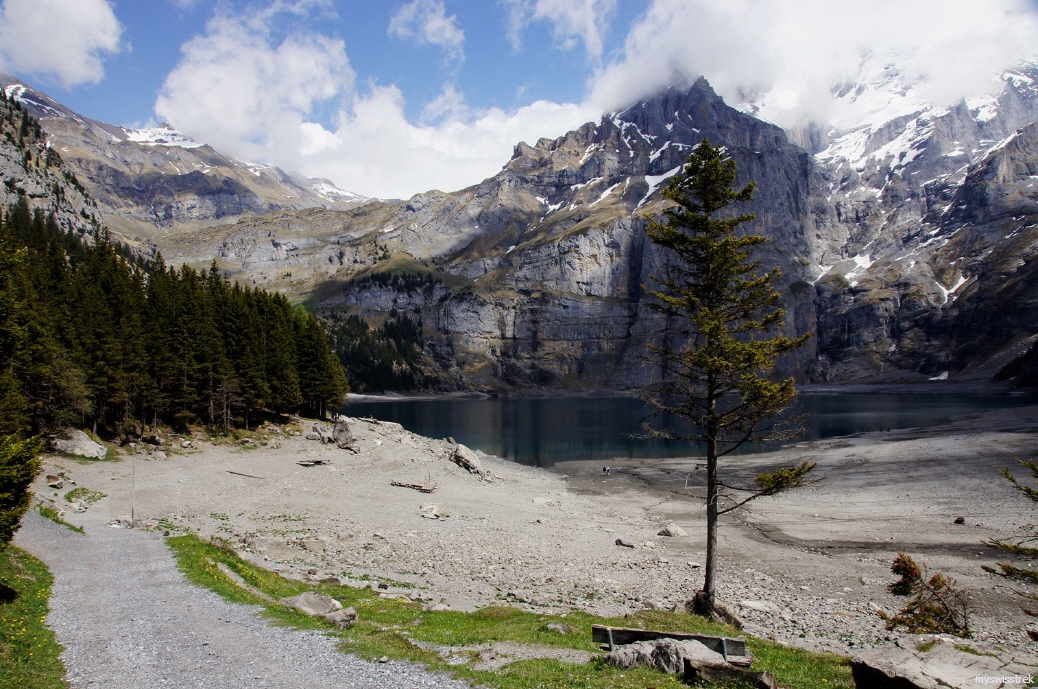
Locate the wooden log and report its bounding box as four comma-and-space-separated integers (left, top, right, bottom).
591, 624, 747, 658
227, 470, 265, 479
683, 659, 776, 689
390, 481, 437, 493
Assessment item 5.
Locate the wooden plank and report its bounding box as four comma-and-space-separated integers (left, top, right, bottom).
391, 481, 437, 493
226, 470, 265, 479
591, 624, 746, 657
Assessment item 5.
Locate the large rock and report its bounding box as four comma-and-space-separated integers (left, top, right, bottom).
49, 429, 107, 459
607, 639, 727, 674
245, 535, 298, 561
657, 523, 687, 537
324, 607, 358, 629
451, 443, 487, 478
851, 638, 1038, 689
279, 591, 342, 616
332, 416, 357, 451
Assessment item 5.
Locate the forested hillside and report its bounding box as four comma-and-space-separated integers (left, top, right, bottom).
0, 96, 348, 442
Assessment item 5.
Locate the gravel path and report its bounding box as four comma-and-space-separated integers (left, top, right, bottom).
15, 511, 471, 689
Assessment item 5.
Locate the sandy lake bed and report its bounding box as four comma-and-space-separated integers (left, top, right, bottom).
30, 403, 1038, 657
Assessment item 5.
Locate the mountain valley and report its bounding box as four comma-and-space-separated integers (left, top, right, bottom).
8, 64, 1038, 392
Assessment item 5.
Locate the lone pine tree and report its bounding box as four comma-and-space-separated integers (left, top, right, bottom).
642, 139, 814, 621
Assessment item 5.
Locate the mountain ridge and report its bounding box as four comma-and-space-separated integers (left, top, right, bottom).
8, 69, 1038, 390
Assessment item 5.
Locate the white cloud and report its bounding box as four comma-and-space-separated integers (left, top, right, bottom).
156, 5, 592, 199
297, 86, 595, 197
587, 0, 1038, 129
504, 0, 616, 59
388, 0, 464, 63
0, 0, 123, 87
154, 11, 354, 162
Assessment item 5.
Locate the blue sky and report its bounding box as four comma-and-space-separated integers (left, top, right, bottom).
2, 0, 1038, 198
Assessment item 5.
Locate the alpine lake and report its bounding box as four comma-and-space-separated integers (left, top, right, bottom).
343, 392, 1038, 467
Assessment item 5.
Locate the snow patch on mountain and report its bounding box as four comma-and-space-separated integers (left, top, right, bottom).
123, 125, 203, 149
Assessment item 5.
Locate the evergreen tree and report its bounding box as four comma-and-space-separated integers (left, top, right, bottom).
641, 139, 814, 620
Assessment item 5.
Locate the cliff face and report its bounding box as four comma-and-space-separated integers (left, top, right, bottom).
12, 67, 1038, 391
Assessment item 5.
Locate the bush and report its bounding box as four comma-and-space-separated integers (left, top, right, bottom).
879, 553, 972, 637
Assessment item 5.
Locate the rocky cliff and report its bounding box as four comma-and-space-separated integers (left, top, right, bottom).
9, 66, 1038, 391
1, 76, 368, 246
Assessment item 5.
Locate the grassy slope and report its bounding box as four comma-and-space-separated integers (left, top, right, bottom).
169, 534, 852, 689
0, 546, 68, 689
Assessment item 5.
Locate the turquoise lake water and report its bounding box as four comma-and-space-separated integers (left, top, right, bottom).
344, 393, 1036, 467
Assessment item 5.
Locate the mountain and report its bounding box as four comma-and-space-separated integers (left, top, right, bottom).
0, 76, 368, 247
8, 65, 1038, 391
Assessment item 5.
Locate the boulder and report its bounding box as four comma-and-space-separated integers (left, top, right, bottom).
451, 443, 487, 478
245, 535, 298, 561
49, 429, 107, 459
851, 639, 1038, 689
296, 538, 326, 553
615, 538, 637, 548
607, 639, 727, 674
324, 606, 358, 629
658, 523, 688, 537
279, 591, 342, 616
419, 503, 451, 519
332, 416, 357, 451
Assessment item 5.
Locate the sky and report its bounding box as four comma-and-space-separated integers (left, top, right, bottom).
1, 0, 1038, 199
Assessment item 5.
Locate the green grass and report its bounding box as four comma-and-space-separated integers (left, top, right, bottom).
62, 488, 105, 505
37, 506, 84, 535
168, 535, 854, 689
0, 546, 68, 688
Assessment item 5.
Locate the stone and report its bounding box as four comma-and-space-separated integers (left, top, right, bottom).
324, 607, 358, 629
297, 538, 326, 554
739, 600, 779, 613
607, 639, 727, 674
319, 575, 343, 585
851, 638, 1037, 689
245, 535, 298, 561
451, 443, 488, 478
546, 622, 571, 634
332, 416, 357, 451
419, 503, 451, 519
953, 516, 965, 524
615, 538, 637, 548
49, 429, 107, 459
657, 523, 688, 537
304, 431, 322, 441
279, 591, 342, 616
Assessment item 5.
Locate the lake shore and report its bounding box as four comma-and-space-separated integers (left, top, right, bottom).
30, 404, 1038, 657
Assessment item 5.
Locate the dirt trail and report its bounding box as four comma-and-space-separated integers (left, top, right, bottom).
15, 511, 468, 689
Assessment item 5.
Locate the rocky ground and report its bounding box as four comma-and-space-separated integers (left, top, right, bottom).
30, 406, 1038, 659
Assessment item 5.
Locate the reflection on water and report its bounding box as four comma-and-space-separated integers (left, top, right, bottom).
344, 394, 1035, 467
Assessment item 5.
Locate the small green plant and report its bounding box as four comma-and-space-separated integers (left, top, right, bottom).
36, 505, 83, 534
0, 546, 68, 687
879, 553, 971, 638
915, 638, 941, 653
63, 488, 105, 505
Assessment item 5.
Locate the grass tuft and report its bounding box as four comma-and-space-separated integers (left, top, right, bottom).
0, 546, 68, 688
167, 534, 854, 689
37, 506, 83, 534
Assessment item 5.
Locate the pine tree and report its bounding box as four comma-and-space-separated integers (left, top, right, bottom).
642, 139, 814, 620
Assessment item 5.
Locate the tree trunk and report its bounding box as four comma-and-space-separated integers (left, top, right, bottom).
701, 433, 718, 612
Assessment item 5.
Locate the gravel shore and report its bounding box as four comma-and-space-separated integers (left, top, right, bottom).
15, 510, 471, 689
20, 404, 1038, 673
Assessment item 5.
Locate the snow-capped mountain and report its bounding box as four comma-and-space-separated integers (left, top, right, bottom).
0, 76, 368, 242
8, 61, 1038, 389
